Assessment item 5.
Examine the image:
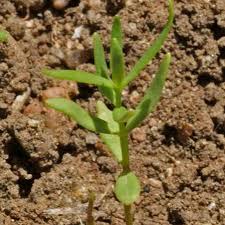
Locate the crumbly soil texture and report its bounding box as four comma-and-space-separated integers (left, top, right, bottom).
1, 0, 225, 224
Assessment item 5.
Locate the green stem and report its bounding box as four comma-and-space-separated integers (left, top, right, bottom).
119, 124, 130, 173
124, 205, 133, 225
119, 125, 132, 225
115, 88, 122, 107
115, 85, 133, 225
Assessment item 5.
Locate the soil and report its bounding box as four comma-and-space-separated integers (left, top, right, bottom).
1, 0, 225, 224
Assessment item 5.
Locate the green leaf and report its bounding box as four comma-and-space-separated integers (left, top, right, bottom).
100, 133, 122, 162
110, 38, 125, 86
93, 33, 116, 104
0, 31, 8, 42
45, 98, 112, 133
126, 53, 171, 131
113, 107, 127, 122
42, 69, 114, 88
115, 172, 141, 205
93, 32, 109, 78
97, 101, 121, 162
96, 101, 119, 133
111, 16, 123, 48
122, 0, 174, 87
112, 107, 134, 123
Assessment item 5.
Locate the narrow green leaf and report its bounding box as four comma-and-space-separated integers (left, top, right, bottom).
115, 172, 141, 205
111, 16, 123, 48
100, 133, 122, 162
122, 0, 174, 87
111, 38, 125, 86
93, 33, 116, 104
45, 98, 111, 133
126, 53, 171, 131
93, 32, 109, 78
42, 69, 114, 88
126, 99, 151, 132
96, 101, 119, 133
97, 101, 121, 161
0, 31, 8, 42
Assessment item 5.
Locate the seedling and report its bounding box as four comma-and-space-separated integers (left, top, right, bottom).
42, 0, 174, 224
0, 31, 8, 42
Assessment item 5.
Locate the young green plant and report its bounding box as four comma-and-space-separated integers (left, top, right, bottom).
0, 31, 8, 43
42, 0, 174, 224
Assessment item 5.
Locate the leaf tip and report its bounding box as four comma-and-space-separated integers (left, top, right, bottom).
42, 68, 51, 76
166, 52, 171, 61
113, 15, 121, 22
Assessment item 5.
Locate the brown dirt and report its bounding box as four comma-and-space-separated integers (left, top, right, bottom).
1, 0, 225, 224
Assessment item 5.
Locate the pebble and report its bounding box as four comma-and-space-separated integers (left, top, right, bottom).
11, 88, 31, 112
218, 37, 225, 48
52, 0, 70, 10
129, 90, 140, 104
149, 178, 162, 188
207, 202, 216, 210
85, 133, 98, 145
72, 26, 83, 39
131, 127, 146, 142
41, 87, 69, 100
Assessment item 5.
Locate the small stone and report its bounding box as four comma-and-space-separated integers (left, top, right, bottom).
53, 0, 70, 10
129, 90, 140, 104
218, 37, 225, 48
41, 87, 69, 101
166, 167, 173, 177
72, 26, 83, 39
131, 127, 146, 142
11, 88, 31, 112
85, 133, 98, 145
208, 202, 216, 210
149, 178, 162, 188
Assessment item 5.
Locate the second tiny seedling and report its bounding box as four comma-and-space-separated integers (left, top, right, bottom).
43, 0, 174, 224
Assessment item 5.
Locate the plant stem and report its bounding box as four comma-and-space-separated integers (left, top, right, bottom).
116, 86, 133, 225
119, 124, 130, 173
115, 88, 122, 107
119, 125, 133, 225
124, 205, 133, 225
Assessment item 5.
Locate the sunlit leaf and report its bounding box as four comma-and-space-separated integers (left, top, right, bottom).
111, 38, 125, 86
43, 69, 114, 88
46, 98, 111, 133
96, 101, 119, 133
126, 53, 171, 131
93, 33, 116, 104
100, 133, 122, 162
111, 16, 123, 48
93, 32, 109, 78
96, 101, 121, 161
115, 172, 141, 205
122, 0, 174, 87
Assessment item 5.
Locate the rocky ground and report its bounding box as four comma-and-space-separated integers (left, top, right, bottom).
1, 0, 225, 224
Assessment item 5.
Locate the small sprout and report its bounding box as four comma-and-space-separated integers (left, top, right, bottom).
86, 192, 95, 225
42, 0, 174, 224
0, 31, 8, 43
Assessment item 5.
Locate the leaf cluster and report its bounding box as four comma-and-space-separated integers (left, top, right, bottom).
43, 0, 174, 206
43, 0, 173, 161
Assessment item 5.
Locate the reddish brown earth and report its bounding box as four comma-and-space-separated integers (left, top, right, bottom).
1, 0, 225, 224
